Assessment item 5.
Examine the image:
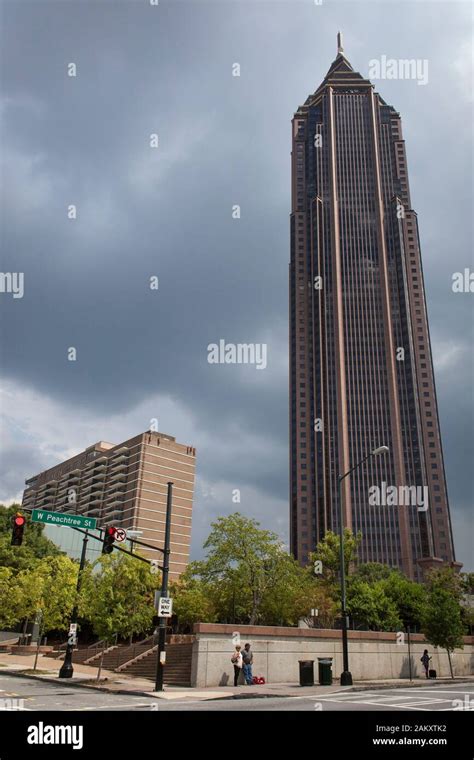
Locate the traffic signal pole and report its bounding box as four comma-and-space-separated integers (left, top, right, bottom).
59, 530, 89, 679
154, 482, 173, 692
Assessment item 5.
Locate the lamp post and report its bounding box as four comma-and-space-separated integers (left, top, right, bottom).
127, 529, 143, 554
338, 445, 389, 686
154, 482, 173, 692
59, 530, 89, 679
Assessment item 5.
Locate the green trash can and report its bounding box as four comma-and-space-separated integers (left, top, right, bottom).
318, 657, 333, 686
298, 660, 315, 686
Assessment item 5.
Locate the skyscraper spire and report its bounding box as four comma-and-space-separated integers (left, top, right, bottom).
337, 31, 344, 54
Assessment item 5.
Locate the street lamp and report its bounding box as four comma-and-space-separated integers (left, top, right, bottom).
338, 445, 389, 686
127, 529, 143, 554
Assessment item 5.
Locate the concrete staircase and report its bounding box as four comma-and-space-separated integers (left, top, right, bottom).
43, 637, 156, 667
40, 635, 194, 685
44, 644, 92, 662
84, 643, 155, 670
117, 642, 193, 686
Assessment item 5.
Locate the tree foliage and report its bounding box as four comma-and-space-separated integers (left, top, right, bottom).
190, 513, 298, 625
0, 555, 78, 633
422, 567, 465, 653
79, 552, 160, 640
0, 567, 23, 629
310, 529, 361, 586
347, 577, 402, 631
176, 513, 326, 626
381, 569, 427, 631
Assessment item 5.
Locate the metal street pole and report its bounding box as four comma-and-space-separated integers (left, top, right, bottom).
337, 446, 389, 687
154, 482, 173, 692
407, 625, 412, 681
338, 474, 351, 686
33, 610, 44, 672
59, 530, 89, 678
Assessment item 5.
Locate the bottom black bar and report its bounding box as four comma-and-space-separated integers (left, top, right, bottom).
0, 710, 471, 758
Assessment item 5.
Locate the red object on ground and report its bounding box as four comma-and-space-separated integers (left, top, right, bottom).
252, 676, 266, 685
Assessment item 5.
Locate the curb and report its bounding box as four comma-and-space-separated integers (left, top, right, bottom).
0, 669, 158, 699
1, 668, 473, 702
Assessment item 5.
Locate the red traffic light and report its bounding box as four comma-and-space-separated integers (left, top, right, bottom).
102, 526, 117, 554
11, 513, 26, 546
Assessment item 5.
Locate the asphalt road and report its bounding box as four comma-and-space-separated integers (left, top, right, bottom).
0, 675, 473, 712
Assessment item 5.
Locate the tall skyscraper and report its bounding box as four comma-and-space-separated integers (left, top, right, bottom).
22, 430, 196, 577
289, 35, 458, 580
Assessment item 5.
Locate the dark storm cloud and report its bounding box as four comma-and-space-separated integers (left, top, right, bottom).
0, 0, 472, 568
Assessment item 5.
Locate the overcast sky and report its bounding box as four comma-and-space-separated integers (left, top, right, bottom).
0, 0, 472, 571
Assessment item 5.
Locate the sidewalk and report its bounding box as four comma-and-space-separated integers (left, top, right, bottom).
1, 651, 473, 702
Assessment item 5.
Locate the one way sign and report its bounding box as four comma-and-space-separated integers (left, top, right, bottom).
156, 597, 173, 618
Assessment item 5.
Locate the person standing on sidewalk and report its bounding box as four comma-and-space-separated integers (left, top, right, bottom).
420, 649, 431, 679
242, 643, 253, 685
231, 645, 243, 686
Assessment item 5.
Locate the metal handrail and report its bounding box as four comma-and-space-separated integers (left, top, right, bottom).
125, 634, 159, 668
88, 638, 107, 650
55, 640, 69, 658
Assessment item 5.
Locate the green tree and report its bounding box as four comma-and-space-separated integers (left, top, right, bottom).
347, 577, 401, 631
310, 529, 361, 586
0, 504, 63, 572
425, 566, 463, 596
33, 556, 78, 633
354, 562, 394, 583
422, 568, 465, 678
175, 514, 342, 628
348, 564, 428, 632
192, 513, 295, 625
79, 552, 160, 640
11, 555, 79, 635
460, 572, 474, 595
381, 571, 428, 631
305, 529, 361, 631
257, 553, 328, 626
0, 567, 23, 628
290, 576, 339, 629
170, 575, 217, 627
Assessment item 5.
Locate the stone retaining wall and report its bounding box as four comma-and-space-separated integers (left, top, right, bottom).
190, 624, 474, 687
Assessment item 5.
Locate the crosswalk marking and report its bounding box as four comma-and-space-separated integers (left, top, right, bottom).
315, 689, 474, 712
74, 703, 154, 710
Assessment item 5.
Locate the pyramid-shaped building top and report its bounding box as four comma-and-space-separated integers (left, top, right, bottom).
299, 33, 375, 112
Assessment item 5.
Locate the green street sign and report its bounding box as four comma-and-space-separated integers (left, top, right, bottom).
31, 509, 97, 531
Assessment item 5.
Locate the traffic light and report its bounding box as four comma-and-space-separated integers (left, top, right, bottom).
102, 526, 116, 554
11, 513, 26, 546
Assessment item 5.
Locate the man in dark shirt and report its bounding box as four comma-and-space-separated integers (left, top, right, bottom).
242, 643, 254, 685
